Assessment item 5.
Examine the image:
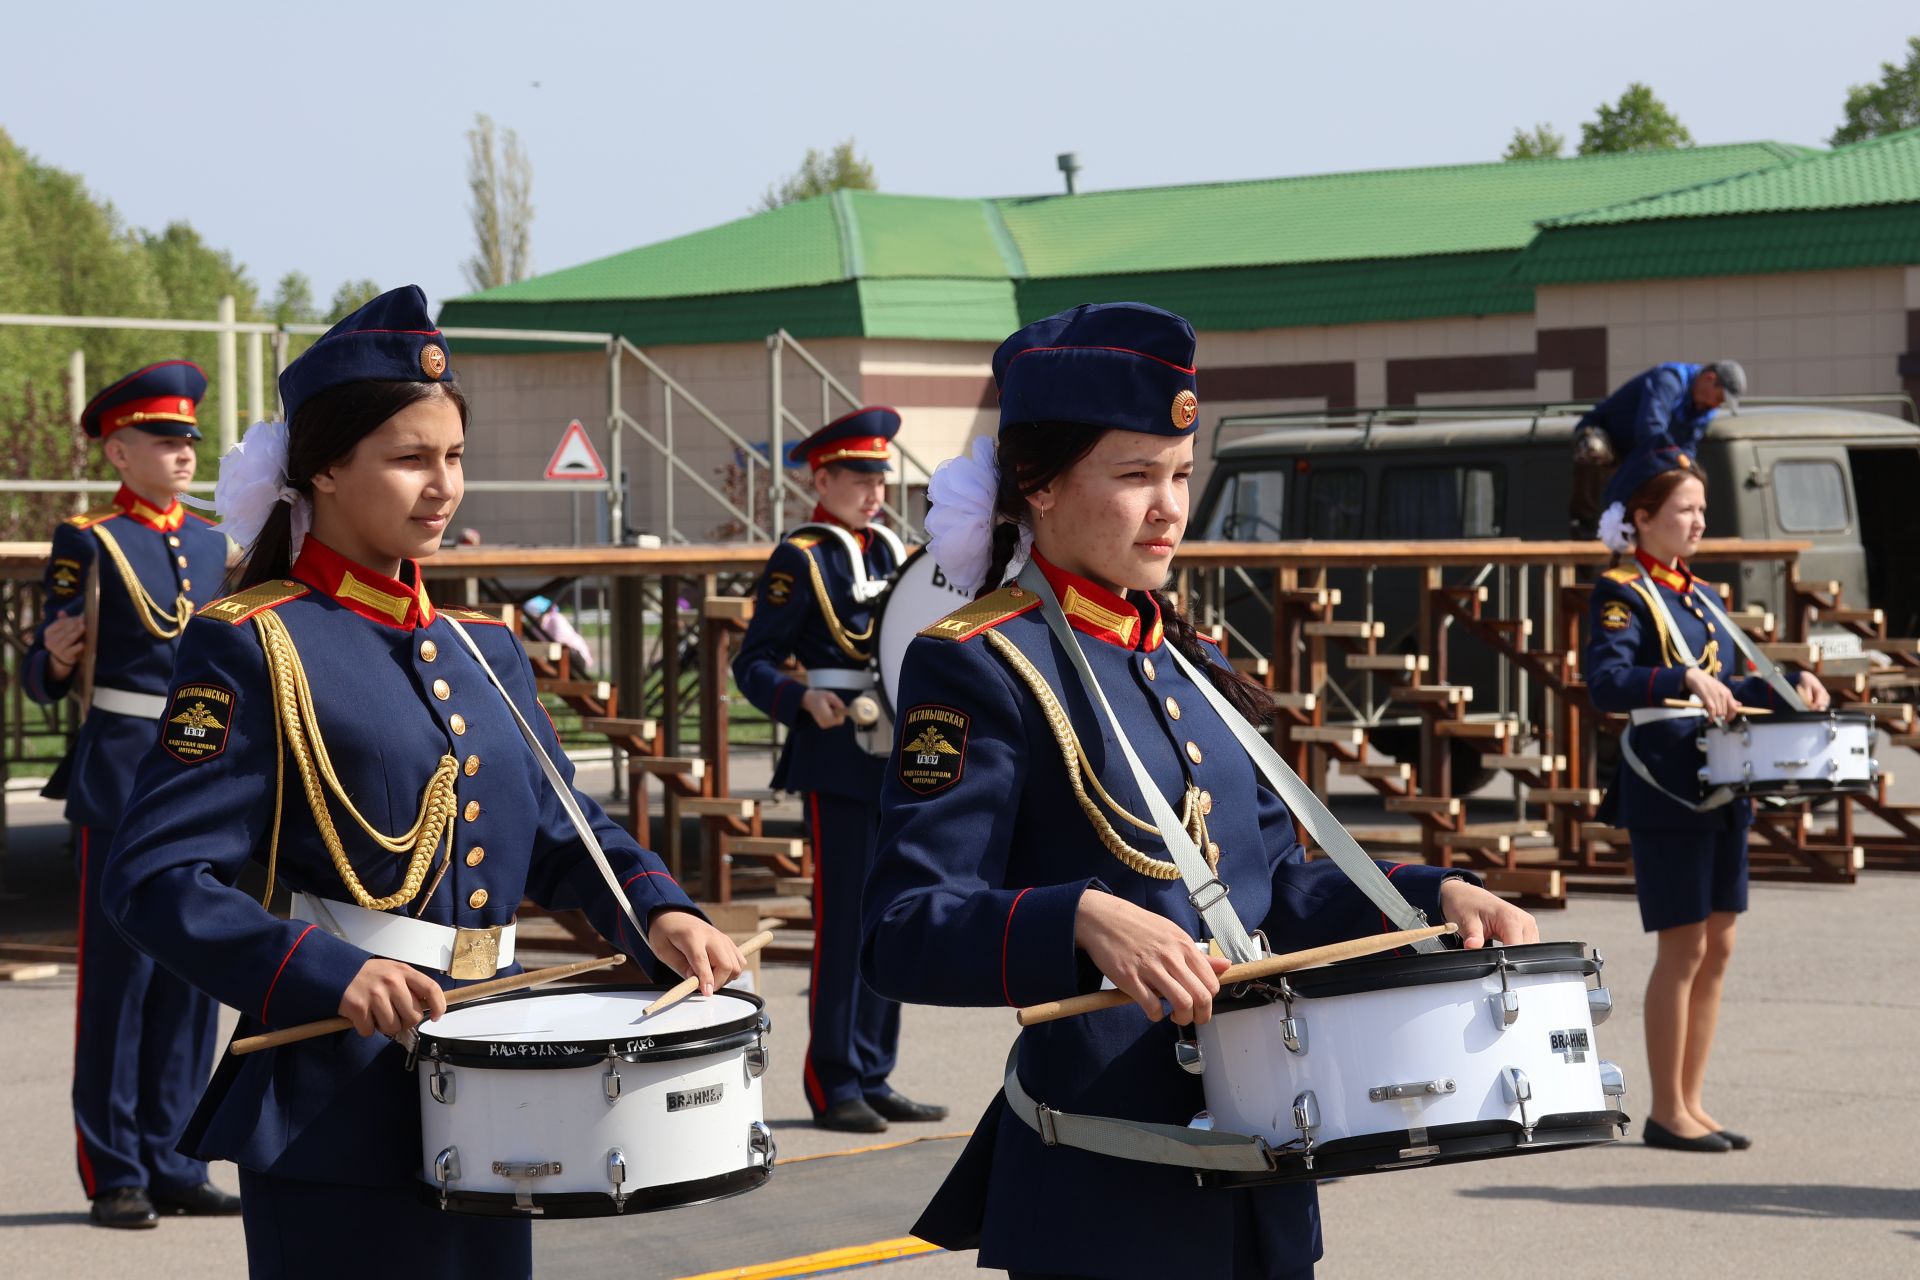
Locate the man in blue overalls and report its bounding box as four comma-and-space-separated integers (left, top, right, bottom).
1571, 360, 1747, 536
23, 361, 239, 1228
733, 407, 947, 1132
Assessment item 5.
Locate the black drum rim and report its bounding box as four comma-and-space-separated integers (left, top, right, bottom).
416, 982, 767, 1069
1215, 939, 1597, 1009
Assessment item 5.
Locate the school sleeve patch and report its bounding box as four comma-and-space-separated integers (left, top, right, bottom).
897, 704, 969, 795
765, 571, 794, 607
162, 682, 236, 763
1600, 600, 1632, 631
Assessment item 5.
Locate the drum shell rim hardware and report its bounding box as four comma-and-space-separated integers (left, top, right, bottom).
1212, 941, 1595, 1012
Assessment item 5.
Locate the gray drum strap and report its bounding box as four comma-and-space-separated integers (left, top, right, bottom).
444, 618, 654, 954
788, 522, 899, 603
1620, 707, 1735, 813
1016, 563, 1260, 965
1635, 564, 1805, 711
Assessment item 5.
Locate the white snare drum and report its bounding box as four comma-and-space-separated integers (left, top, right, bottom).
1190, 942, 1626, 1185
874, 548, 978, 718
1698, 710, 1877, 797
414, 985, 774, 1217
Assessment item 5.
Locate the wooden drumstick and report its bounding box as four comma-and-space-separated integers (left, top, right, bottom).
848, 695, 881, 727
230, 953, 627, 1055
1015, 923, 1457, 1027
1662, 698, 1773, 716
642, 930, 776, 1017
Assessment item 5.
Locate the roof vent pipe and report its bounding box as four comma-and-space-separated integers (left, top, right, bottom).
1057, 152, 1080, 195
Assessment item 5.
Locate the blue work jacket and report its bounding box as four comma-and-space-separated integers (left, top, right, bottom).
1577, 362, 1717, 457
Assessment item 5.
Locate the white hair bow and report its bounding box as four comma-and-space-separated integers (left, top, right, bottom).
924, 435, 1031, 596
216, 420, 312, 561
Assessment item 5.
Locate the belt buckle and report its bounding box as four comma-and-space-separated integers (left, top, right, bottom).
449, 925, 504, 980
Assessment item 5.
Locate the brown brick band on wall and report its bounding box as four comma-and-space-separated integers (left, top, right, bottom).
1202, 361, 1357, 409
1536, 326, 1610, 400
861, 373, 997, 410
1384, 353, 1536, 406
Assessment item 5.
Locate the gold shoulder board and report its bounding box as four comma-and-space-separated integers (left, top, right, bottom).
1601, 566, 1638, 584
65, 507, 121, 530
198, 580, 311, 625
919, 585, 1042, 642
441, 607, 510, 626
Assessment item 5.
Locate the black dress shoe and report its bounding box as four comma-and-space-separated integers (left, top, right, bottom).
151, 1181, 243, 1216
816, 1098, 889, 1133
90, 1187, 159, 1229
866, 1090, 950, 1123
1643, 1118, 1732, 1152
1715, 1129, 1753, 1151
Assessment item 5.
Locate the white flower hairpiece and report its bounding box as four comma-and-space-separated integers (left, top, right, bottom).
1596, 500, 1634, 553
924, 434, 1032, 596
217, 419, 312, 561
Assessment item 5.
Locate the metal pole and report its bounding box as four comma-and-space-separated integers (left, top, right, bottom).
272, 330, 290, 417
768, 334, 784, 537
606, 341, 624, 544
66, 350, 85, 425
247, 331, 264, 426
217, 295, 238, 452
664, 389, 675, 542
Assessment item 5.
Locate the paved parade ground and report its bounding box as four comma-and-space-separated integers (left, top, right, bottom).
2, 769, 1916, 1278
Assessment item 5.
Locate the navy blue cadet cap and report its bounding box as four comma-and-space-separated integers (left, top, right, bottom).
785, 406, 902, 473
992, 301, 1200, 436
1602, 436, 1700, 514
81, 360, 208, 440
278, 285, 450, 423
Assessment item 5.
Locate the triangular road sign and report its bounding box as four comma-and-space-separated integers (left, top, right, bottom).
544, 419, 607, 480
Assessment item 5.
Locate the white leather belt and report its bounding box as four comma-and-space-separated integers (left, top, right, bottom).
91, 686, 167, 719
292, 892, 516, 979
808, 669, 876, 693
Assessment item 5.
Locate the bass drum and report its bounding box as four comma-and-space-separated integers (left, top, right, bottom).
874, 548, 979, 717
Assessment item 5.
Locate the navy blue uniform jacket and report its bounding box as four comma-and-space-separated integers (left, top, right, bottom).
733, 517, 901, 802
102, 537, 696, 1186
22, 487, 228, 827
861, 558, 1460, 1278
1585, 552, 1781, 829
1577, 362, 1717, 458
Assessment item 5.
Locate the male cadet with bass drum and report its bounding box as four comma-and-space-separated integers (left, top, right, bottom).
22, 361, 241, 1229
733, 408, 948, 1133
1570, 359, 1747, 537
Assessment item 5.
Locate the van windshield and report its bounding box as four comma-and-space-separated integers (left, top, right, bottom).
1206, 467, 1288, 540
1381, 465, 1504, 539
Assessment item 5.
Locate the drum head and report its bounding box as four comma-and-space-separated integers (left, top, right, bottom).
874, 547, 979, 716
417, 984, 765, 1069
1215, 940, 1596, 1010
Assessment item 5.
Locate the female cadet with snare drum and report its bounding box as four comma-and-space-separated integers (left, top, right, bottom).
102, 287, 743, 1278
1585, 439, 1827, 1154
861, 302, 1538, 1279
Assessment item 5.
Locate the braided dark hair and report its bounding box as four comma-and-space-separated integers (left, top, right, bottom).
979, 421, 1274, 726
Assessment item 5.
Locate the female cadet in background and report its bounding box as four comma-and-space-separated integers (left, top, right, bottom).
103, 287, 743, 1278
860, 302, 1538, 1280
1585, 439, 1827, 1153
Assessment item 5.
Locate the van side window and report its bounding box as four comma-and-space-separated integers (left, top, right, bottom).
1207, 468, 1288, 540
1305, 468, 1365, 539
1773, 460, 1850, 533
1381, 466, 1504, 538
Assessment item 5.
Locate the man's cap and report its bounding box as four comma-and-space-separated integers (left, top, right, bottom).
785, 406, 900, 473
278, 285, 450, 424
1708, 359, 1747, 407
993, 302, 1200, 437
81, 360, 207, 440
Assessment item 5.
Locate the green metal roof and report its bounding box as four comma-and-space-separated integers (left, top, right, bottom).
445, 141, 1820, 343
1515, 127, 1920, 283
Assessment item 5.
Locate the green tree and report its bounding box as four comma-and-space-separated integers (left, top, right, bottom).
757, 139, 876, 211
1831, 36, 1920, 145
270, 271, 319, 325
1503, 123, 1567, 161
463, 113, 533, 292
328, 279, 382, 322
1578, 83, 1694, 155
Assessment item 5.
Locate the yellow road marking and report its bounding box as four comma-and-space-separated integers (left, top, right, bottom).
672, 1235, 940, 1280
776, 1131, 971, 1165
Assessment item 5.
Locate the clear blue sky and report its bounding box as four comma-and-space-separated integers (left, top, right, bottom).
4, 0, 1914, 314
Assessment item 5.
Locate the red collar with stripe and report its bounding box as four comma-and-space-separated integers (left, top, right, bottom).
113, 484, 185, 532
292, 537, 436, 630
810, 504, 873, 552
1633, 547, 1692, 594
1033, 553, 1165, 651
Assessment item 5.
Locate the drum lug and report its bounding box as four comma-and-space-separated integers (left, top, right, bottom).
432, 1146, 460, 1210
607, 1148, 628, 1213
1489, 953, 1520, 1030
745, 1014, 771, 1080
749, 1120, 778, 1168
1598, 1060, 1627, 1100
1277, 976, 1307, 1055
1188, 1110, 1215, 1132
603, 1058, 623, 1105
1291, 1090, 1319, 1168
429, 1061, 456, 1105
1587, 985, 1614, 1025
1174, 1029, 1205, 1075
1503, 1067, 1533, 1138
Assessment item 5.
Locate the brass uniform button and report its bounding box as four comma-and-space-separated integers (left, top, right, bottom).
1186, 741, 1204, 765
465, 847, 485, 867
468, 888, 488, 909
420, 640, 438, 662
167, 536, 181, 548
433, 679, 451, 701
1165, 696, 1181, 720
1142, 657, 1157, 681
181, 579, 191, 590
464, 754, 480, 777
1199, 790, 1214, 815
450, 714, 467, 735
176, 555, 189, 568
464, 800, 481, 822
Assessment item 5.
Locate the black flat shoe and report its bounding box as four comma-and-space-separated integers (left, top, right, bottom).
816, 1097, 889, 1133
1643, 1118, 1732, 1152
151, 1181, 243, 1216
1714, 1129, 1753, 1150
866, 1090, 950, 1123
90, 1187, 159, 1229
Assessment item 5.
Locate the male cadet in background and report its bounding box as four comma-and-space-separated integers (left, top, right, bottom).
732, 407, 948, 1133
22, 361, 239, 1229
1570, 359, 1747, 536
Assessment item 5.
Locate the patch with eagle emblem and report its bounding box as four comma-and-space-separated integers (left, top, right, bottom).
162, 682, 234, 763
898, 704, 969, 795
1600, 600, 1632, 631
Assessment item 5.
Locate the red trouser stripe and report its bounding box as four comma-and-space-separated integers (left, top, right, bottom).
802, 794, 829, 1114
73, 827, 98, 1197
